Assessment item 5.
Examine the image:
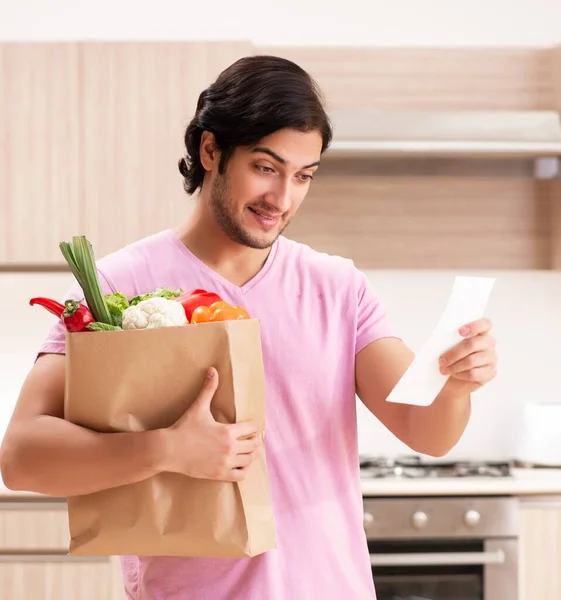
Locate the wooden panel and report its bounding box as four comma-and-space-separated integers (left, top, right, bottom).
552, 44, 561, 110
519, 506, 561, 600
0, 43, 82, 264
284, 159, 549, 269
0, 502, 69, 551
0, 557, 112, 600
548, 179, 561, 269
550, 46, 561, 269
111, 556, 126, 599
81, 41, 253, 259
259, 47, 553, 111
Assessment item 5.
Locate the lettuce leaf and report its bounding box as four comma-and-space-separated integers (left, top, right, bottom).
130, 287, 183, 306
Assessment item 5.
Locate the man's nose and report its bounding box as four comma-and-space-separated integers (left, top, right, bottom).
271, 179, 292, 213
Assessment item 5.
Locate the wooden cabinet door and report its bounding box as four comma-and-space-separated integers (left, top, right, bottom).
519, 500, 561, 600
0, 43, 82, 265
0, 500, 69, 552
80, 41, 253, 260
0, 41, 252, 266
111, 556, 126, 599
0, 555, 113, 600
0, 500, 126, 599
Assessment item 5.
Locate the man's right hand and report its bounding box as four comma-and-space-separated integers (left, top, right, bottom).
161, 367, 263, 482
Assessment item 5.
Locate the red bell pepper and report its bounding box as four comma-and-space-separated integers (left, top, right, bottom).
175, 289, 223, 321
29, 297, 94, 332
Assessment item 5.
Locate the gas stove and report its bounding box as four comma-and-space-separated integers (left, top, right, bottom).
359, 454, 513, 479
360, 455, 519, 599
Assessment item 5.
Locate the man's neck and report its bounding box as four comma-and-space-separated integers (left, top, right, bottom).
174, 210, 272, 288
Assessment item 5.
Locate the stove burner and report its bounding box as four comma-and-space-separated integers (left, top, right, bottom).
359, 455, 513, 479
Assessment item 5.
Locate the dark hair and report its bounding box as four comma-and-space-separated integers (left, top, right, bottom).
178, 55, 333, 195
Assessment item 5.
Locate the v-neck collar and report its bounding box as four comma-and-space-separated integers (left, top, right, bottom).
165, 228, 281, 295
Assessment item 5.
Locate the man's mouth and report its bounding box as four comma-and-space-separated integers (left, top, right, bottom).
247, 206, 281, 223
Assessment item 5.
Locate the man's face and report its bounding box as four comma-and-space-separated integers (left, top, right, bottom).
207, 128, 322, 250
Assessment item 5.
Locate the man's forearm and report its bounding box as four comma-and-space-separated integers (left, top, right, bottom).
0, 415, 167, 497
406, 380, 471, 457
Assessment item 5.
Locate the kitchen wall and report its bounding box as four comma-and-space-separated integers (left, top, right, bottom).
1, 267, 560, 461
0, 273, 74, 444
357, 269, 561, 460
0, 0, 560, 47
1, 1, 559, 462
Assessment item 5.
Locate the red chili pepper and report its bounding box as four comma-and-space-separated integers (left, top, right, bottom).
29, 297, 95, 332
175, 289, 223, 321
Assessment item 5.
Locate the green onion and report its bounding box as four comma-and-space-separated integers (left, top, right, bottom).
59, 236, 115, 325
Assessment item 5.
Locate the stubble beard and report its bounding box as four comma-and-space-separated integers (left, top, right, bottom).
209, 173, 290, 250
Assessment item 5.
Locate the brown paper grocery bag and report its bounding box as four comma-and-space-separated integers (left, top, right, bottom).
63, 319, 277, 558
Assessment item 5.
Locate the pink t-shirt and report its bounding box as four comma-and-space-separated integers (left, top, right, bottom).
38, 229, 396, 600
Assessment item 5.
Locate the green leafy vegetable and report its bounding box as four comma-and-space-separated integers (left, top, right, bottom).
59, 237, 115, 325
86, 322, 123, 331
104, 292, 129, 327
130, 287, 183, 306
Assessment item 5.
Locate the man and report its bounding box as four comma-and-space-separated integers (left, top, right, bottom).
0, 55, 497, 599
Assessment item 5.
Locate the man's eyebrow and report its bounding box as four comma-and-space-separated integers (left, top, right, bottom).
251, 147, 320, 170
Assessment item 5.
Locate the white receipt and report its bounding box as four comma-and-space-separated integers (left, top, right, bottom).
386, 276, 496, 407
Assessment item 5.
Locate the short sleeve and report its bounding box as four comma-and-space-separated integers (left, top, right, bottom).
354, 269, 400, 355
36, 270, 116, 358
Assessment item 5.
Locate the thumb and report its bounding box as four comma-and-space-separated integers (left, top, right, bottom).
189, 367, 219, 417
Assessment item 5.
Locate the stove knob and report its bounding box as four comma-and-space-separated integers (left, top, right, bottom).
363, 512, 374, 528
411, 511, 428, 529
464, 510, 481, 527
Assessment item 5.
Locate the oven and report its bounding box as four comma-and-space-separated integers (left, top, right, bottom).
363, 496, 519, 600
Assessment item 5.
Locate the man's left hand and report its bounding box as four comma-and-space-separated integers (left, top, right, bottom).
439, 318, 498, 394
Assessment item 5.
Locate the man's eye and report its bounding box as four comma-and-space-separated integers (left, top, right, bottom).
256, 165, 274, 174
297, 174, 314, 183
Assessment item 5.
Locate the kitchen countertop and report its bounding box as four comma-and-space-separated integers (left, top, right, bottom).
360, 467, 561, 497
2, 468, 561, 501
0, 487, 65, 501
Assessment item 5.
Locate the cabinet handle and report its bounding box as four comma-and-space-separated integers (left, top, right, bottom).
0, 554, 109, 563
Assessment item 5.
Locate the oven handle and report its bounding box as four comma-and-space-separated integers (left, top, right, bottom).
370, 550, 506, 567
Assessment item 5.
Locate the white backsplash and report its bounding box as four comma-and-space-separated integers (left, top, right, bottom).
357, 269, 561, 461
1, 269, 560, 461
0, 273, 75, 444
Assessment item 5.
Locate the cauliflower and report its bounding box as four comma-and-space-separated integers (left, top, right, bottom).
121, 297, 187, 330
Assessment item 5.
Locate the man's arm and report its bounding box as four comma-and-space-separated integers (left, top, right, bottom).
356, 317, 497, 457
355, 338, 471, 457
0, 355, 166, 496
0, 355, 261, 497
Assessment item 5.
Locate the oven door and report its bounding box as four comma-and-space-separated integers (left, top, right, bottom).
369, 539, 518, 600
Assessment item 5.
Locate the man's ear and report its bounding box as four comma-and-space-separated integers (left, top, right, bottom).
199, 131, 220, 171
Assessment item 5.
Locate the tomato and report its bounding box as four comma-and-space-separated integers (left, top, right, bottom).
176, 290, 222, 321
209, 300, 232, 314
190, 305, 212, 323
209, 305, 251, 321
178, 290, 251, 323
210, 306, 240, 322
233, 306, 250, 320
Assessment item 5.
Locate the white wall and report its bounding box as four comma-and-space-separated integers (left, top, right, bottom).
358, 269, 561, 461
0, 273, 74, 444
0, 0, 559, 47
